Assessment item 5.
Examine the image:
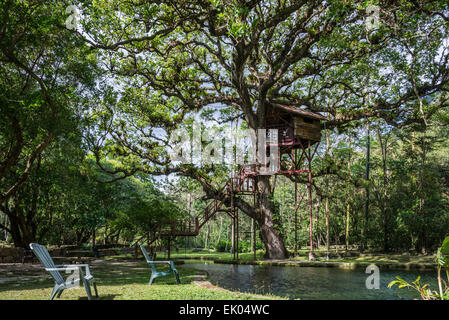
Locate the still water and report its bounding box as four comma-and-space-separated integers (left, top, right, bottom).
184, 263, 438, 300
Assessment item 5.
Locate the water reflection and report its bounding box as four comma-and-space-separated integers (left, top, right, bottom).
183, 263, 438, 300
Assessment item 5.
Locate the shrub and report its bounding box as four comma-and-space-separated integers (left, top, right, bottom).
215, 240, 231, 252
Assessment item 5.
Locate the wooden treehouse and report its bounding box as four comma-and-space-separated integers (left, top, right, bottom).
243, 103, 326, 176
143, 104, 326, 260
266, 103, 325, 148
265, 103, 326, 259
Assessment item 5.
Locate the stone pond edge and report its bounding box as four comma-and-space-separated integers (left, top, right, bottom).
176, 256, 438, 271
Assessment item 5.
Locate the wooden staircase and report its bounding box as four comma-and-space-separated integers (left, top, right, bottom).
147, 167, 256, 246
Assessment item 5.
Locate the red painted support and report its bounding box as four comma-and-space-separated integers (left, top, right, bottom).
307, 140, 314, 261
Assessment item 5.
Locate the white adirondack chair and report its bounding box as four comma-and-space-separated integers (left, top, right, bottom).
29, 243, 98, 300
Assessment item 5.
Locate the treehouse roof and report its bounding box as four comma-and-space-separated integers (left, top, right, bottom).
270, 103, 327, 121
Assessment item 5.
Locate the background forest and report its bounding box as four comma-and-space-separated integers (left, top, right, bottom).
0, 0, 448, 258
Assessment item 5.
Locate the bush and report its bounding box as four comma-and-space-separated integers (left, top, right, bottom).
215, 239, 263, 253
238, 240, 251, 253
215, 240, 231, 252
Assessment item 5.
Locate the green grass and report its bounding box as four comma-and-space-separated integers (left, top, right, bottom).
0, 260, 282, 300
169, 249, 266, 261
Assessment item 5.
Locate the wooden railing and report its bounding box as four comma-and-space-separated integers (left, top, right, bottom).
146, 168, 255, 246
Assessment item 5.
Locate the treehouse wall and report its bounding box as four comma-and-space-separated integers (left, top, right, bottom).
294, 117, 321, 142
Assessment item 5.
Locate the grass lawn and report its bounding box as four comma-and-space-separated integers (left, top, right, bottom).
168, 249, 266, 261
0, 259, 282, 300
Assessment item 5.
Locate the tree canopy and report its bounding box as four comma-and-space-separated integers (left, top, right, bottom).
0, 1, 448, 258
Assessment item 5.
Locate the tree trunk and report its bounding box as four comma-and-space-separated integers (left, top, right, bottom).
325, 126, 330, 261
361, 122, 371, 252
92, 229, 96, 247
346, 135, 352, 252
255, 176, 289, 259
230, 220, 235, 253
377, 128, 389, 252
345, 202, 350, 251
104, 225, 108, 245
76, 228, 89, 245
216, 215, 223, 246
250, 217, 254, 251
325, 195, 330, 260
206, 220, 211, 251
225, 222, 229, 252
417, 129, 427, 254
2, 214, 8, 241
8, 215, 26, 248
3, 203, 36, 248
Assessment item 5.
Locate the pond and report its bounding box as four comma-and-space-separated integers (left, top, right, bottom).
183, 263, 439, 300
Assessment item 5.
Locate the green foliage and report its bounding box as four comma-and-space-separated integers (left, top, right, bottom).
214, 239, 260, 253
2, 0, 449, 260
216, 240, 231, 252
388, 276, 436, 300
389, 236, 449, 300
